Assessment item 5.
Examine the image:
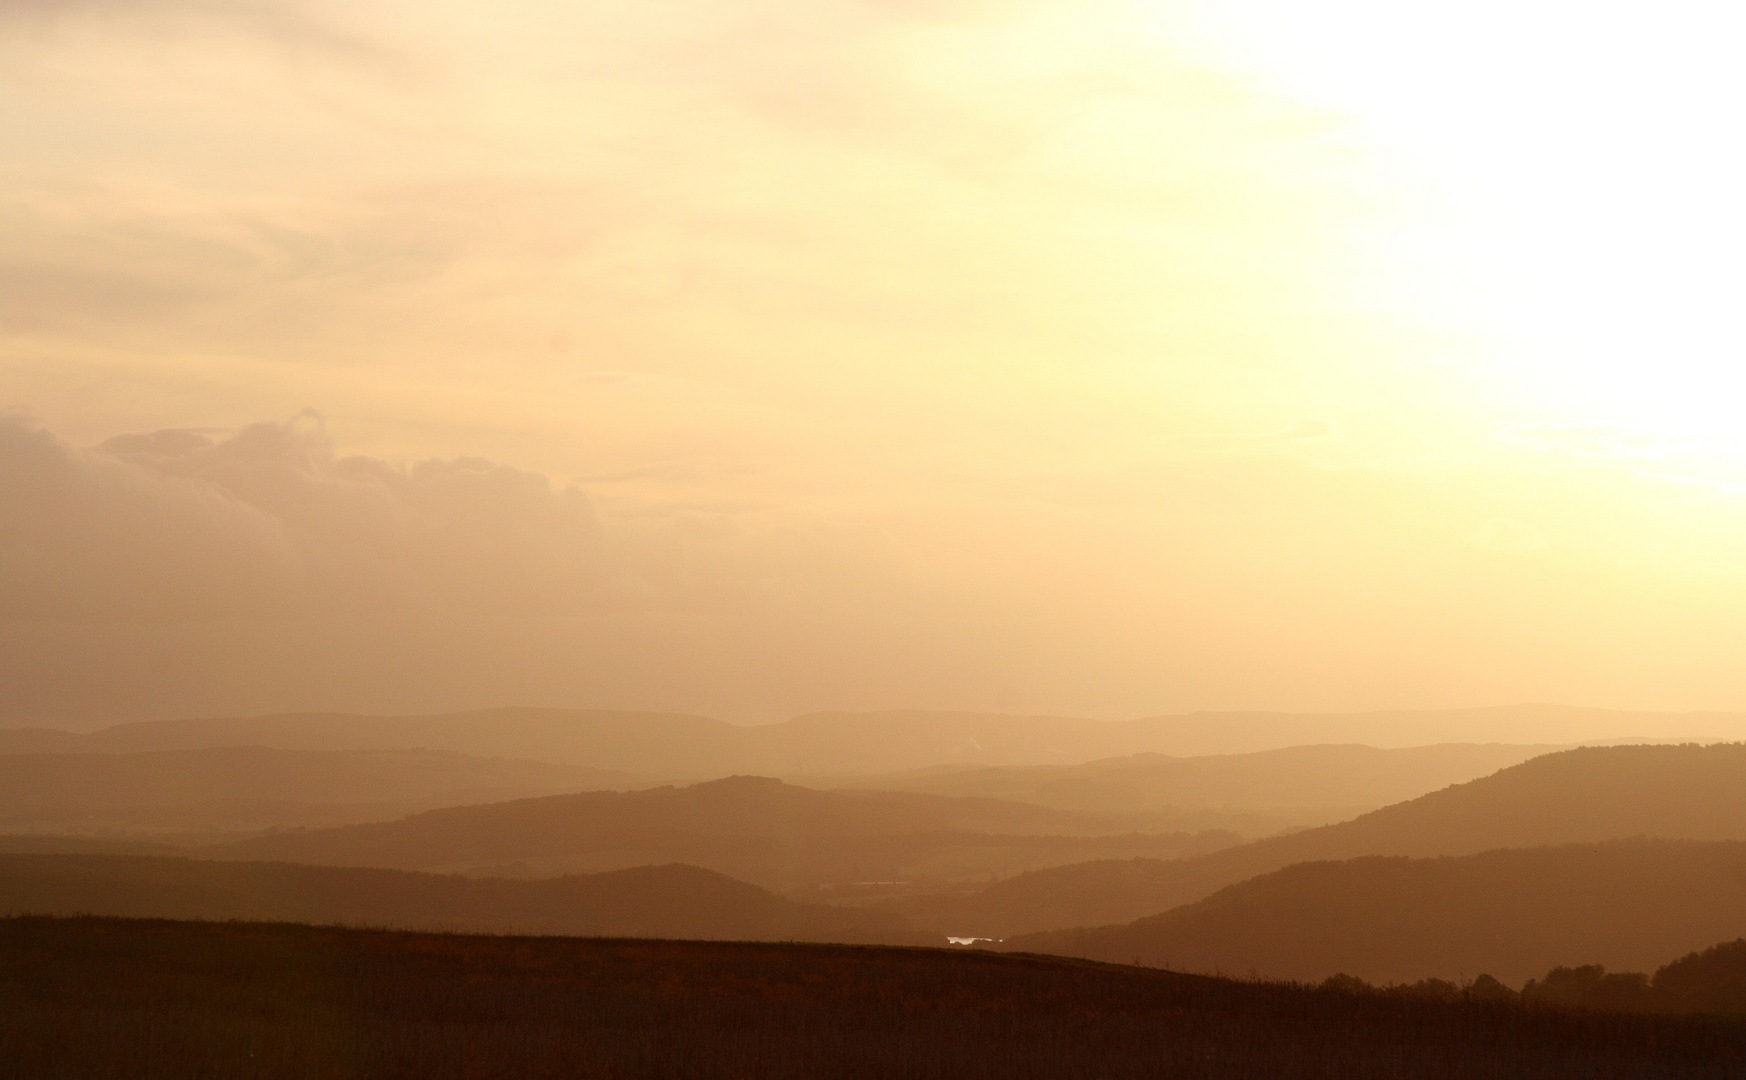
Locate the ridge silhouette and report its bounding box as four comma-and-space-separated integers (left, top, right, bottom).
0, 854, 929, 944
197, 776, 1238, 891
899, 743, 1746, 934
0, 746, 633, 832
5, 704, 1730, 773
1001, 839, 1746, 984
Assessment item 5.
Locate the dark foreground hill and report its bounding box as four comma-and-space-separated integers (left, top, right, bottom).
1004, 840, 1746, 985
903, 743, 1746, 933
0, 853, 928, 944
209, 775, 1237, 890
6, 917, 1745, 1080
0, 746, 634, 834
1517, 938, 1746, 1014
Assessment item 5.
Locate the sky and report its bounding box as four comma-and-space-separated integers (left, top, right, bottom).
5, 0, 1746, 726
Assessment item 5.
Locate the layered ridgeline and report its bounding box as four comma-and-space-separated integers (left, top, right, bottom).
899, 743, 1746, 936
799, 743, 1566, 835
0, 717, 1585, 840
192, 777, 1238, 891
0, 854, 928, 944
0, 747, 634, 833
2, 704, 1736, 776
1004, 840, 1746, 986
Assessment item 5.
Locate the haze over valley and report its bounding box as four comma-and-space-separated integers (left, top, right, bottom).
7, 707, 1746, 991
8, 0, 1746, 1074
9, 708, 1746, 1077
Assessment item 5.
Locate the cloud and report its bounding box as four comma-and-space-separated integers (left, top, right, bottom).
0, 415, 1012, 724
0, 0, 388, 62
0, 414, 924, 627
0, 414, 608, 618
0, 0, 279, 19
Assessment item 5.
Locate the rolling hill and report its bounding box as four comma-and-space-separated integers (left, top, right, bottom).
9, 916, 1746, 1080
4, 704, 1738, 777
201, 776, 1239, 891
890, 742, 1746, 935
0, 853, 928, 944
0, 708, 742, 774
799, 742, 1567, 835
1002, 839, 1746, 986
0, 746, 635, 834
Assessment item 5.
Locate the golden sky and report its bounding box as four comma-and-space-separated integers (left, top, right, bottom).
4, 0, 1746, 725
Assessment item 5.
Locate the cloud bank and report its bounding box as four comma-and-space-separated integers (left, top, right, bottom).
0, 414, 604, 618
8, 413, 1746, 727
7, 2, 1746, 725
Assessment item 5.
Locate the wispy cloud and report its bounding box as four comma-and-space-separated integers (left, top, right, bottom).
0, 0, 394, 65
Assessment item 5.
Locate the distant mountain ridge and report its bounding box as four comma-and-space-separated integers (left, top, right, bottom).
890, 742, 1746, 935
2, 704, 1737, 776
0, 854, 930, 944
800, 742, 1568, 834
1002, 839, 1746, 986
199, 776, 1239, 891
0, 709, 741, 774
0, 747, 637, 834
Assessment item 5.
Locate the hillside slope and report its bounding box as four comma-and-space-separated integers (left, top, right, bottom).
5, 704, 1738, 775
0, 854, 928, 944
0, 708, 742, 774
0, 746, 634, 833
894, 743, 1746, 934
1003, 840, 1746, 986
1110, 705, 1743, 755
774, 705, 1743, 763
802, 742, 1566, 834
9, 917, 1746, 1080
207, 776, 1238, 890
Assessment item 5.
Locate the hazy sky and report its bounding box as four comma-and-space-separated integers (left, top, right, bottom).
5, 0, 1746, 724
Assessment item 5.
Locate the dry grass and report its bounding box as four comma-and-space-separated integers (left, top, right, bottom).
4, 915, 1744, 1079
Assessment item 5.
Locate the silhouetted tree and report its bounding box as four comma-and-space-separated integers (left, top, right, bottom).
1523, 965, 1653, 1011
1320, 973, 1371, 994
1653, 938, 1746, 1014
1399, 978, 1460, 1003
1464, 974, 1517, 1004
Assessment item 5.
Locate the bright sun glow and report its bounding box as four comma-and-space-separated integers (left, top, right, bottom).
1178, 0, 1746, 440
14, 0, 1746, 720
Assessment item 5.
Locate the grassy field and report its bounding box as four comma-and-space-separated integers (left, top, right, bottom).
3, 916, 1744, 1079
